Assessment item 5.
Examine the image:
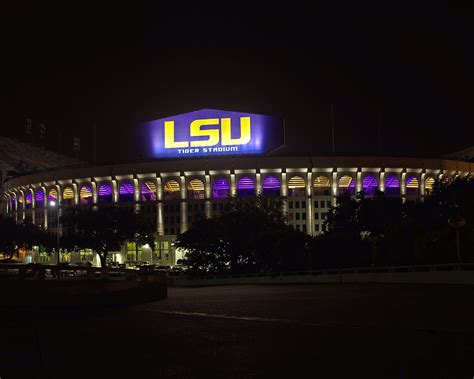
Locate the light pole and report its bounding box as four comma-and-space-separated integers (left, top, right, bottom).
49, 201, 61, 270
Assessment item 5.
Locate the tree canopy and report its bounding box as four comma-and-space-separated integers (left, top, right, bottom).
176, 195, 308, 273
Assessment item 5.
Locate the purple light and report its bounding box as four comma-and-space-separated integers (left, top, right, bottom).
362, 175, 378, 195
262, 176, 280, 196
119, 182, 134, 195
119, 182, 134, 202
36, 191, 44, 203
98, 184, 113, 203
237, 176, 255, 196
48, 190, 57, 202
25, 193, 32, 204
212, 177, 230, 198
141, 182, 157, 201
385, 176, 400, 188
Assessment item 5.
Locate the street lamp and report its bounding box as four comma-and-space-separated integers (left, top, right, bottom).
49, 200, 61, 269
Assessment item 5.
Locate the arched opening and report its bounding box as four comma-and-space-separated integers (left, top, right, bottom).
425, 177, 435, 195
47, 189, 58, 205
164, 180, 180, 200
35, 190, 45, 208
212, 177, 230, 199
385, 175, 400, 196
262, 176, 281, 196
25, 192, 33, 209
141, 181, 157, 201
119, 182, 134, 202
362, 175, 378, 196
10, 197, 16, 212
406, 176, 419, 196
237, 176, 255, 196
80, 185, 93, 205
188, 179, 205, 200
62, 187, 74, 205
17, 195, 24, 210
98, 183, 113, 203
338, 176, 355, 195
314, 176, 330, 196
288, 176, 306, 196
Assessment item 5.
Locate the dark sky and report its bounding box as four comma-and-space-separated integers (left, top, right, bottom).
2, 3, 474, 162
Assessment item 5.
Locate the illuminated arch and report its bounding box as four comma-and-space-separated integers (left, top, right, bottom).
62, 186, 74, 205
338, 175, 355, 195
141, 180, 157, 201
362, 175, 378, 196
79, 185, 93, 205
237, 176, 255, 196
385, 175, 400, 196
262, 175, 280, 196
35, 189, 45, 207
188, 179, 205, 200
314, 176, 330, 196
17, 194, 24, 210
212, 177, 230, 199
164, 180, 180, 200
47, 188, 58, 204
119, 182, 134, 202
25, 191, 33, 209
288, 175, 306, 196
98, 183, 113, 203
425, 177, 435, 194
406, 176, 419, 196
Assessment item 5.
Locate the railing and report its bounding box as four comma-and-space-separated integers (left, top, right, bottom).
175, 263, 474, 282
0, 263, 166, 282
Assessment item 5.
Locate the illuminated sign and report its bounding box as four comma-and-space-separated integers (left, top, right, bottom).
140, 109, 284, 158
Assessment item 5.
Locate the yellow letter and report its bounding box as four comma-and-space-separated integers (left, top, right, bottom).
221, 117, 251, 146
164, 121, 188, 148
190, 119, 220, 147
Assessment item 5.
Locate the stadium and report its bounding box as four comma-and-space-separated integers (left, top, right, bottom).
1, 109, 472, 267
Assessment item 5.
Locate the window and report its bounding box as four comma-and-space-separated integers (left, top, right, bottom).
302, 213, 306, 220
169, 216, 174, 223
164, 205, 168, 212
296, 213, 300, 220
188, 204, 192, 211
326, 200, 331, 208
322, 212, 327, 219
296, 225, 301, 231
295, 201, 300, 208
194, 204, 199, 211
288, 213, 294, 221
289, 201, 293, 209
320, 201, 325, 208
315, 224, 320, 231
170, 228, 175, 235
164, 228, 168, 234
314, 201, 319, 208
176, 216, 180, 223
302, 201, 306, 208
315, 213, 319, 219
302, 225, 307, 233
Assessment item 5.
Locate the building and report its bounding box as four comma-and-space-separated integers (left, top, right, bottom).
1, 110, 472, 266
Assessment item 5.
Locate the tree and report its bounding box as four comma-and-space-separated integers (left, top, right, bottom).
176, 195, 309, 273
61, 206, 155, 273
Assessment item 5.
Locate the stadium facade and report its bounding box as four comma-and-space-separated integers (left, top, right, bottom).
1, 110, 472, 266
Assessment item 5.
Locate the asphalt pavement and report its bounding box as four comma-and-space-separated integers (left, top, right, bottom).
1, 283, 473, 378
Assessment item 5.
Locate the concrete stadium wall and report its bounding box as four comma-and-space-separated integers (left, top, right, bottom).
170, 270, 474, 286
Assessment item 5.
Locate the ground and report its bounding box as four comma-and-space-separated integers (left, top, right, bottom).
1, 283, 474, 378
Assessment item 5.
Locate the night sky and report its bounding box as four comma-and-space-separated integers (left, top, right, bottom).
2, 3, 473, 163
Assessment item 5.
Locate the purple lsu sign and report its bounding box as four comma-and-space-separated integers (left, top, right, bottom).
140, 109, 284, 158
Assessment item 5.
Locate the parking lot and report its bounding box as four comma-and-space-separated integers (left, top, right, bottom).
1, 283, 474, 378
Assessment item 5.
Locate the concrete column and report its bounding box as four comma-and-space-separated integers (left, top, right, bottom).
180, 175, 188, 233
157, 177, 163, 201
306, 171, 313, 236
91, 181, 98, 204
256, 172, 262, 194
133, 178, 140, 202
400, 171, 407, 202
356, 170, 362, 193
331, 171, 338, 206
420, 172, 426, 197
204, 173, 212, 219
72, 183, 79, 205
112, 179, 118, 203
157, 202, 164, 235
379, 169, 385, 192
281, 172, 288, 215
230, 173, 236, 197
